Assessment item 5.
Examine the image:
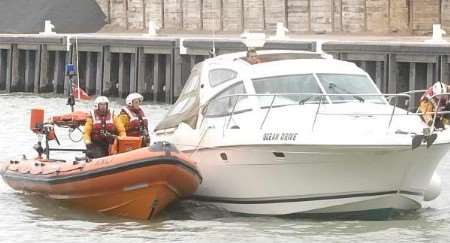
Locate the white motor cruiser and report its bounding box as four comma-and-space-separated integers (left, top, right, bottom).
154, 50, 450, 218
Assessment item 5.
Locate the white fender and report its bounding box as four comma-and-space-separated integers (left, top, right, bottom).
424, 172, 442, 201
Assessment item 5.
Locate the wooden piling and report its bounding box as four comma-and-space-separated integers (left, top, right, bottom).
173, 47, 183, 100
190, 55, 196, 69
408, 62, 416, 111
387, 54, 397, 93
85, 52, 95, 94
63, 48, 71, 96
96, 50, 103, 95
129, 52, 137, 93
54, 51, 66, 93
2, 35, 450, 105
118, 53, 125, 97
24, 50, 34, 92
441, 56, 449, 82
10, 44, 19, 92
136, 47, 146, 96
427, 63, 434, 87
360, 61, 367, 72
5, 47, 12, 92
375, 61, 383, 90
102, 46, 112, 95
153, 54, 160, 102
39, 44, 50, 92
165, 53, 173, 103
0, 49, 7, 90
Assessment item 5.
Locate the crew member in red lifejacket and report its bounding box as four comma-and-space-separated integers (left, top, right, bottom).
418, 81, 450, 128
83, 96, 125, 158
117, 92, 150, 146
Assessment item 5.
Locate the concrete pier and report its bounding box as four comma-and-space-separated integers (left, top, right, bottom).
0, 34, 450, 107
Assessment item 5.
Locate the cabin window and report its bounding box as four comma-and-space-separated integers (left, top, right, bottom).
167, 97, 195, 116
182, 69, 200, 94
204, 82, 250, 117
209, 69, 238, 87
316, 74, 385, 103
252, 74, 324, 108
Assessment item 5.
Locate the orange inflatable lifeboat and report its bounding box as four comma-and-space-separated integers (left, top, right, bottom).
1, 142, 202, 220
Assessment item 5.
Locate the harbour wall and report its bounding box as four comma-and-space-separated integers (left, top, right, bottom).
0, 34, 449, 109
96, 0, 450, 35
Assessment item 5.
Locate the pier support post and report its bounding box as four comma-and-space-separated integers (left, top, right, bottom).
130, 52, 137, 93
118, 53, 125, 97
165, 53, 173, 103
86, 52, 95, 94
24, 50, 34, 92
53, 51, 65, 93
409, 62, 416, 111
137, 47, 146, 96
10, 44, 19, 92
190, 55, 196, 70
102, 46, 112, 95
173, 47, 183, 100
63, 48, 72, 95
0, 49, 7, 90
96, 51, 103, 95
34, 48, 41, 93
387, 54, 397, 93
375, 61, 383, 90
5, 47, 12, 92
39, 44, 50, 92
153, 54, 160, 102
441, 56, 449, 83
118, 53, 131, 98
427, 63, 434, 87
360, 61, 367, 72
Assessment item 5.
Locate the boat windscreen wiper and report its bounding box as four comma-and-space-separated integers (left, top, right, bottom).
298, 95, 314, 105
352, 95, 365, 103
328, 83, 365, 103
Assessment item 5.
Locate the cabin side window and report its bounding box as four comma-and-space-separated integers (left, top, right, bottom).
208, 69, 238, 87
204, 82, 250, 117
155, 67, 201, 131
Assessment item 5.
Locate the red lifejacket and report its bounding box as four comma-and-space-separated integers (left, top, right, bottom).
90, 109, 115, 142
121, 106, 148, 137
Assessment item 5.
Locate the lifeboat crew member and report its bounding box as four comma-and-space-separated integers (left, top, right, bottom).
83, 96, 125, 158
418, 81, 450, 129
117, 92, 150, 146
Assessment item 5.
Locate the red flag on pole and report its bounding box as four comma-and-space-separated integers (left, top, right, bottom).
71, 83, 91, 100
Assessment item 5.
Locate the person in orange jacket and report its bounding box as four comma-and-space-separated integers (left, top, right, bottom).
83, 96, 125, 158
116, 93, 150, 146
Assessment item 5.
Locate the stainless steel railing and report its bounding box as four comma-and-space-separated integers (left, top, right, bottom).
201, 92, 450, 132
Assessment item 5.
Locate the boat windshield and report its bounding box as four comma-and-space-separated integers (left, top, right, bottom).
252, 73, 385, 107
154, 66, 201, 131
316, 73, 385, 104
252, 74, 324, 108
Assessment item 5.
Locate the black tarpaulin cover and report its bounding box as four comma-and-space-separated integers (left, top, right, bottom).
0, 0, 106, 33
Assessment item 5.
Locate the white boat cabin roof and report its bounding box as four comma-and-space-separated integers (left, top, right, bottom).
154, 50, 376, 131
203, 50, 366, 79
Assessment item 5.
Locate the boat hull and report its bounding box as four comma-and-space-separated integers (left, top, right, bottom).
185, 142, 449, 217
2, 144, 202, 220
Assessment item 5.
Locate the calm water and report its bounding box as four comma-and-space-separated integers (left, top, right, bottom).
1, 93, 450, 243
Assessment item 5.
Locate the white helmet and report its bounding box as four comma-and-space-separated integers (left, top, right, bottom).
94, 96, 109, 109
432, 81, 447, 95
126, 93, 144, 106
